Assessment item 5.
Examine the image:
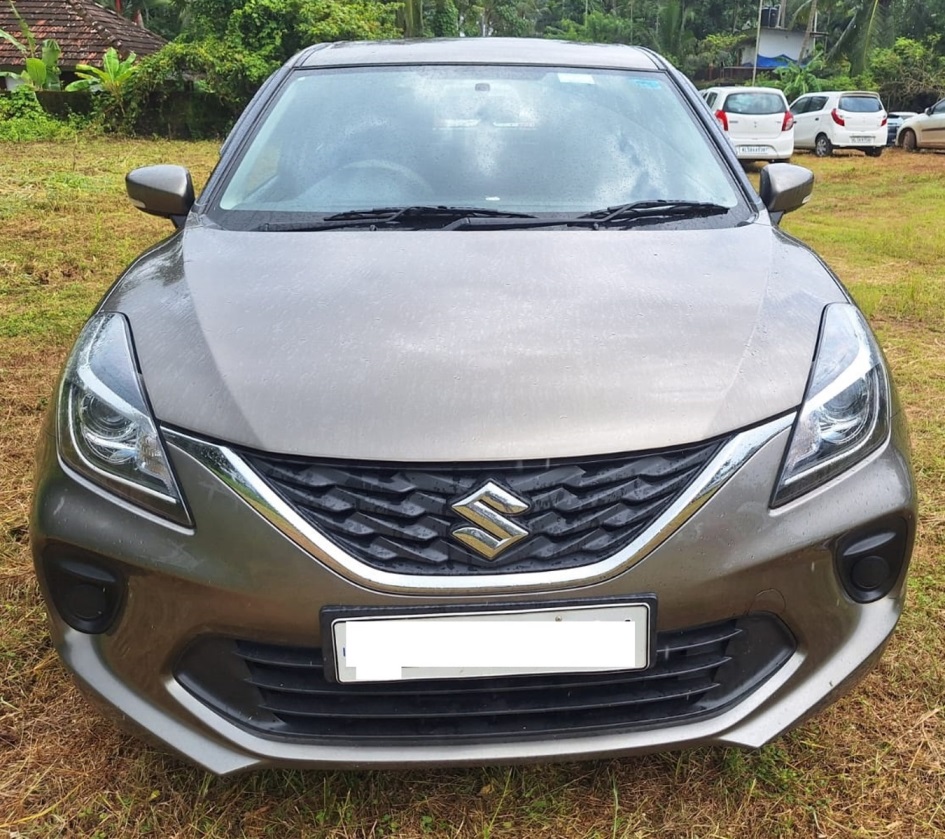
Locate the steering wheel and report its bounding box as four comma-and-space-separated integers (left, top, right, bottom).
337, 159, 435, 197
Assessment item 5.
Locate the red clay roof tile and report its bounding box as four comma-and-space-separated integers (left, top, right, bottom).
0, 0, 165, 69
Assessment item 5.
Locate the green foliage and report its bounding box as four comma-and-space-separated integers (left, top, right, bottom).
0, 86, 75, 140
227, 0, 400, 65
775, 56, 825, 101
122, 38, 269, 136
869, 37, 945, 108
184, 0, 247, 39
0, 84, 42, 118
547, 11, 635, 43
653, 0, 696, 67
64, 48, 139, 116
118, 0, 401, 137
825, 0, 895, 75
431, 0, 460, 36
689, 31, 752, 75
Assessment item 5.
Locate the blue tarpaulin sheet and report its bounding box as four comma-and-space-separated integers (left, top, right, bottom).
744, 54, 799, 69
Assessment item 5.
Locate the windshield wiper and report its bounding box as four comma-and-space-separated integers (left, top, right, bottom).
445, 200, 732, 230
259, 206, 537, 232
256, 201, 728, 232
577, 200, 731, 225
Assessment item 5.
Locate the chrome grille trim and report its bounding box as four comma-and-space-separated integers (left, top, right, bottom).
163, 413, 793, 595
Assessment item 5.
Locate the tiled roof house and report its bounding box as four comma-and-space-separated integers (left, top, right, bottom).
0, 0, 165, 74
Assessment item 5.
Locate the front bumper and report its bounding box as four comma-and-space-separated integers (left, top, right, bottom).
31, 413, 915, 774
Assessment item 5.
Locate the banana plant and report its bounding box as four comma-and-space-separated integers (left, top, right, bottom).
0, 2, 62, 90
64, 48, 138, 112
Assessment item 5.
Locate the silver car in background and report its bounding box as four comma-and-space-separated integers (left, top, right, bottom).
31, 39, 915, 774
897, 99, 945, 151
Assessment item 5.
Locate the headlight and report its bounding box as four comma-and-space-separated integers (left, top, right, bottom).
57, 313, 191, 526
772, 304, 890, 506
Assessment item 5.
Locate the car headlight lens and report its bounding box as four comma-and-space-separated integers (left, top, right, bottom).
772, 304, 890, 506
57, 313, 191, 526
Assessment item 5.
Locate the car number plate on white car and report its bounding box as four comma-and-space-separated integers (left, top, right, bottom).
328, 602, 652, 683
851, 135, 873, 143
737, 145, 769, 155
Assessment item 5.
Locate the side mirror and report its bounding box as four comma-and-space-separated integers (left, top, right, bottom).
759, 163, 814, 224
126, 165, 195, 226
927, 106, 934, 116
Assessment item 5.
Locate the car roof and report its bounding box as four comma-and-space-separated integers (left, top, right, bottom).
295, 38, 663, 71
813, 90, 882, 98
706, 86, 786, 95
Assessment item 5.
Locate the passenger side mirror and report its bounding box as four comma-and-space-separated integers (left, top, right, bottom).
126, 165, 195, 227
759, 163, 814, 224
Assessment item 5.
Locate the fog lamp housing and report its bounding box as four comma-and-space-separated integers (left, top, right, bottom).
835, 518, 910, 604
42, 550, 125, 634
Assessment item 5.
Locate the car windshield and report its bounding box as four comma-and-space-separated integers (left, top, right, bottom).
838, 95, 882, 112
722, 92, 785, 115
212, 64, 741, 228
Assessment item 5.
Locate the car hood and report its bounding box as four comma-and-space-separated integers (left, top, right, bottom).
105, 222, 846, 461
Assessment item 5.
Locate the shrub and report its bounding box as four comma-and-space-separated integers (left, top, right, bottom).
0, 87, 76, 140
122, 39, 272, 137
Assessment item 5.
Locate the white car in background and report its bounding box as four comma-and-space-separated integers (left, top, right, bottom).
897, 98, 945, 151
790, 91, 887, 157
701, 86, 794, 162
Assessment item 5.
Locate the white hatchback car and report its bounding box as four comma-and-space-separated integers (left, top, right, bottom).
897, 98, 945, 151
701, 86, 794, 162
790, 91, 887, 157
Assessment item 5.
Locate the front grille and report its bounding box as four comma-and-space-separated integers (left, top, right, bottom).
242, 440, 723, 575
175, 614, 794, 744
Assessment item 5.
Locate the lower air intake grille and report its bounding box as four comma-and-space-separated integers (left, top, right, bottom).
176, 614, 794, 744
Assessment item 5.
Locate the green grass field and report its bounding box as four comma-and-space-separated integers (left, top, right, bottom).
1, 140, 943, 837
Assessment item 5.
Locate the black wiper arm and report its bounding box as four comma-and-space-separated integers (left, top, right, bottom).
578, 200, 731, 225
449, 200, 733, 230
260, 206, 537, 232
325, 206, 537, 222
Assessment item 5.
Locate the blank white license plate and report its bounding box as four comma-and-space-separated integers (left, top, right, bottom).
738, 145, 770, 154
331, 603, 651, 683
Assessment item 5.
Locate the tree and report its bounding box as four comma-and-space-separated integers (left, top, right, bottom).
653, 0, 696, 65
869, 37, 945, 108
431, 0, 460, 35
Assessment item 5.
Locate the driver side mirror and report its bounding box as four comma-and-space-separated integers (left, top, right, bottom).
759, 163, 814, 225
126, 165, 195, 228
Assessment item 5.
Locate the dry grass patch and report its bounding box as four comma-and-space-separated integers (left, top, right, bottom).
1, 140, 944, 838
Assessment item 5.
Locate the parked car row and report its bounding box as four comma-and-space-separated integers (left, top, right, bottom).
702, 85, 945, 160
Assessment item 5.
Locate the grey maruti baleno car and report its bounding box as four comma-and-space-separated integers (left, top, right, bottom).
31, 39, 916, 774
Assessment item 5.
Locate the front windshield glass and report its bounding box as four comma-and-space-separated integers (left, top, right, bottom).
214, 64, 741, 226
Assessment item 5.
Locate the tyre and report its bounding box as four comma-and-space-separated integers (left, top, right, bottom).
814, 134, 833, 157
901, 129, 918, 152
865, 147, 883, 158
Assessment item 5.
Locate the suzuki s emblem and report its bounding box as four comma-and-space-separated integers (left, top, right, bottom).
450, 482, 530, 559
